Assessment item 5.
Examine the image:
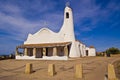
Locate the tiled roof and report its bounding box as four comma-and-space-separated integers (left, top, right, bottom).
89, 46, 95, 48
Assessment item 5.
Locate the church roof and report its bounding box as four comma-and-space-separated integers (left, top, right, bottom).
17, 42, 71, 48
75, 40, 84, 44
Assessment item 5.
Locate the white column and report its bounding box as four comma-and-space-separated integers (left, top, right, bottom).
53, 47, 57, 56
64, 46, 68, 56
24, 48, 28, 56
43, 48, 46, 56
33, 48, 36, 56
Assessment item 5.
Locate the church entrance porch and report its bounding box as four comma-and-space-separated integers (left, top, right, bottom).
15, 42, 71, 60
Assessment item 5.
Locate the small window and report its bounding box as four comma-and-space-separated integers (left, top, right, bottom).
66, 12, 69, 18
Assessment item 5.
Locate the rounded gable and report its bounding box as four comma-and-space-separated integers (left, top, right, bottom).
24, 27, 64, 44
36, 28, 51, 35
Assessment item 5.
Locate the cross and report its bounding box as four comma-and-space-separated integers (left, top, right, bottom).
66, 2, 70, 7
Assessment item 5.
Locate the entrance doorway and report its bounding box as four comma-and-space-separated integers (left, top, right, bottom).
86, 50, 89, 56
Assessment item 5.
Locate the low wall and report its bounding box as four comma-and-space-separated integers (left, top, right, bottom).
16, 56, 68, 60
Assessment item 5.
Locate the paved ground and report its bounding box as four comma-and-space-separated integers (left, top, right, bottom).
0, 56, 120, 80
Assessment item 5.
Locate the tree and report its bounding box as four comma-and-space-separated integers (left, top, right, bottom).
106, 47, 120, 54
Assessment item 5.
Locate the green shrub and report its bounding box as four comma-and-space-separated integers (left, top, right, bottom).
106, 47, 120, 55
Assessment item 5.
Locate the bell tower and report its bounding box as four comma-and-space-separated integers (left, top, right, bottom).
59, 4, 80, 57
60, 4, 75, 42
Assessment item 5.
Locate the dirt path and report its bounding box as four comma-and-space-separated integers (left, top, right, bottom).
0, 56, 120, 80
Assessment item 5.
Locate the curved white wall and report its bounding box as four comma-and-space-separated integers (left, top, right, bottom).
24, 28, 64, 44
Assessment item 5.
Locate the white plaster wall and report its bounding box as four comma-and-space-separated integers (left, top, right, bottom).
16, 56, 68, 60
79, 43, 86, 57
79, 44, 83, 56
86, 47, 96, 56
16, 56, 35, 59
83, 45, 86, 56
24, 28, 64, 44
68, 42, 78, 57
88, 48, 96, 56
74, 41, 80, 57
43, 56, 68, 60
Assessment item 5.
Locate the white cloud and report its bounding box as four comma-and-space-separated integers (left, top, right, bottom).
0, 1, 63, 42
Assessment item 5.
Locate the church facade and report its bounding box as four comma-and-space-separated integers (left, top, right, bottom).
15, 5, 96, 60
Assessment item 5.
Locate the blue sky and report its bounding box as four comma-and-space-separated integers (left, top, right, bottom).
0, 0, 120, 55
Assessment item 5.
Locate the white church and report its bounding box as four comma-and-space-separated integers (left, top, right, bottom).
15, 5, 96, 60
